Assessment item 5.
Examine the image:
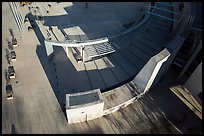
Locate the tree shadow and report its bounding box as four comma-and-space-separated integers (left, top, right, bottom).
4, 68, 10, 85
9, 28, 15, 40
10, 124, 16, 134
5, 38, 13, 50
5, 48, 11, 65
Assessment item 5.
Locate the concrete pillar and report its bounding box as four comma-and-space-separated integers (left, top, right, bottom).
80, 46, 83, 56
66, 47, 69, 57
82, 46, 85, 62
44, 40, 54, 56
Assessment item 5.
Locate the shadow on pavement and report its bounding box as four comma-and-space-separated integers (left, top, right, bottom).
148, 65, 202, 134
10, 124, 16, 134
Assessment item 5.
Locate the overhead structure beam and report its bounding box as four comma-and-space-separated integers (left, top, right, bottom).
157, 2, 178, 7
146, 11, 179, 22
150, 6, 180, 15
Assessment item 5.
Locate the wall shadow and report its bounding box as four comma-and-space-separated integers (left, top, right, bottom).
147, 65, 202, 134
41, 2, 148, 40
10, 124, 16, 134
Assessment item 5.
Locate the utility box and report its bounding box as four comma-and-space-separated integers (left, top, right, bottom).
66, 89, 104, 124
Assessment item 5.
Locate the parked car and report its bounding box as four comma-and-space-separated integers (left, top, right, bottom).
24, 17, 29, 23
28, 26, 33, 31
11, 50, 16, 61
12, 38, 18, 47
8, 66, 16, 79
6, 84, 14, 100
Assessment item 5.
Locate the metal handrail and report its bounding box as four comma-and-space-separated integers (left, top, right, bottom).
166, 2, 196, 49
108, 2, 156, 40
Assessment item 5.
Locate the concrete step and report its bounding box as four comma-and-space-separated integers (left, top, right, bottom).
148, 22, 171, 32
131, 40, 158, 56
137, 36, 164, 51
103, 56, 129, 83
140, 33, 168, 46
110, 51, 136, 77
126, 44, 151, 63
116, 46, 146, 71
150, 18, 171, 28
94, 59, 118, 88
84, 61, 106, 90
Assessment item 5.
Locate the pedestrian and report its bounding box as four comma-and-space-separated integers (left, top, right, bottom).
85, 3, 88, 8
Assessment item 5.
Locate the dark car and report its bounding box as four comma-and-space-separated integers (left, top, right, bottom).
6, 84, 14, 100
11, 50, 16, 61
12, 38, 18, 47
8, 66, 16, 79
28, 26, 33, 31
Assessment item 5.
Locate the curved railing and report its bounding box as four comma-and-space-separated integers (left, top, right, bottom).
108, 2, 154, 40
45, 37, 108, 48
51, 2, 154, 43
167, 2, 196, 48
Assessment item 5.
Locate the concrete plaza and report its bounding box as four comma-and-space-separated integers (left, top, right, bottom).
2, 2, 201, 134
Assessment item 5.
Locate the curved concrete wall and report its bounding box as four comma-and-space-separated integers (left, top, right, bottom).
102, 48, 170, 116
151, 2, 195, 88
66, 48, 171, 124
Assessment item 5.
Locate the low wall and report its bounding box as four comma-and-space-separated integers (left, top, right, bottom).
102, 48, 171, 116
66, 89, 104, 124
66, 48, 171, 124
